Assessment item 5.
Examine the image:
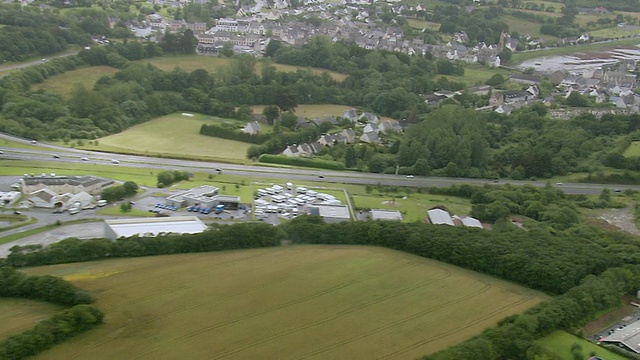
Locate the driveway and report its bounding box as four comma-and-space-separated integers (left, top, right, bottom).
0, 222, 104, 258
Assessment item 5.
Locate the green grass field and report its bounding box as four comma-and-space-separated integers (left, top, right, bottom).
0, 298, 61, 339
446, 66, 513, 86
30, 66, 119, 98
352, 192, 471, 222
535, 331, 625, 360
623, 141, 640, 158
407, 18, 441, 31
251, 104, 356, 119
23, 246, 547, 360
89, 113, 251, 162
140, 55, 348, 81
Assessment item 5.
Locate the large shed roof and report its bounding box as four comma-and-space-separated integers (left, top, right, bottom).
427, 209, 454, 226
105, 216, 207, 239
600, 319, 640, 354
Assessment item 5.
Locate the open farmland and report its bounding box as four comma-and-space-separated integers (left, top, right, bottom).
0, 298, 61, 339
140, 55, 347, 81
93, 113, 251, 162
24, 246, 548, 360
30, 66, 119, 99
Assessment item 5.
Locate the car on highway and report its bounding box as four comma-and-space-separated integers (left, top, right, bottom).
555, 182, 563, 187
42, 59, 47, 63
406, 175, 414, 178
52, 154, 60, 158
31, 140, 37, 144
111, 159, 120, 164
80, 157, 89, 161
318, 175, 325, 179
0, 150, 3, 154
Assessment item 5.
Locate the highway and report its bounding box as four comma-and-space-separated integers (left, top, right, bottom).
0, 132, 635, 195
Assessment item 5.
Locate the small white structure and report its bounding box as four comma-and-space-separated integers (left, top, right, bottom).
427, 209, 454, 226
0, 191, 21, 207
104, 216, 207, 240
370, 209, 403, 221
461, 216, 483, 228
242, 121, 261, 135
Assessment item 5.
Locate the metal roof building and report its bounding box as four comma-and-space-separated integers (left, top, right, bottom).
104, 216, 207, 240
461, 216, 483, 228
600, 319, 640, 354
427, 209, 454, 226
370, 209, 403, 221
310, 204, 351, 223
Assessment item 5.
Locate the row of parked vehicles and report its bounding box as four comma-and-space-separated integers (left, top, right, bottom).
155, 203, 178, 211
187, 205, 212, 215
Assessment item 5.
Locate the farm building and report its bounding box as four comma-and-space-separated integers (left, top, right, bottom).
104, 216, 207, 240
599, 318, 640, 354
370, 209, 403, 221
427, 209, 454, 226
27, 189, 94, 209
310, 204, 351, 223
461, 216, 483, 228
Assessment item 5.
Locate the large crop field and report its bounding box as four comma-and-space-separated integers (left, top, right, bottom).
93, 113, 251, 162
23, 246, 547, 360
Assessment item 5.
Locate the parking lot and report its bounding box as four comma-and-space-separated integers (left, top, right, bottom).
252, 182, 343, 223
132, 195, 249, 221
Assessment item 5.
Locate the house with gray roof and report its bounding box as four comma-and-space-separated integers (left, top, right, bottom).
242, 121, 261, 135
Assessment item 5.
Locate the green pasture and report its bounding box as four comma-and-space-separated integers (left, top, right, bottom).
623, 141, 640, 158
535, 331, 625, 360
351, 190, 471, 223
407, 18, 441, 31
502, 15, 558, 43
445, 65, 513, 86
30, 66, 119, 99
0, 298, 61, 339
0, 160, 160, 187
512, 38, 640, 64
591, 26, 640, 38
140, 55, 348, 81
24, 246, 547, 360
86, 113, 252, 163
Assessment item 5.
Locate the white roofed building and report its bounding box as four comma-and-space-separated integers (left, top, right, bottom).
104, 216, 207, 240
370, 209, 403, 221
427, 208, 454, 226
310, 204, 351, 223
461, 216, 483, 228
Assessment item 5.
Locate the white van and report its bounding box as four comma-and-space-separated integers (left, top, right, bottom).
97, 200, 107, 207
68, 207, 80, 215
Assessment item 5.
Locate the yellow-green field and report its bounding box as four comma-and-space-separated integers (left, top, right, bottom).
93, 113, 251, 162
140, 55, 348, 81
30, 66, 119, 98
0, 298, 61, 339
251, 104, 356, 119
407, 18, 441, 31
352, 192, 471, 222
535, 331, 625, 360
23, 246, 547, 360
623, 141, 640, 158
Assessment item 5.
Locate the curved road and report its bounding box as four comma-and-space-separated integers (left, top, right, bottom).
0, 132, 635, 195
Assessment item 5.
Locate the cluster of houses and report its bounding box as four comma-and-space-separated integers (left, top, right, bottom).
241, 109, 403, 158
137, 0, 519, 63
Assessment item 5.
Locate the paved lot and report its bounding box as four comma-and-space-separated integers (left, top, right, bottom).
0, 222, 104, 258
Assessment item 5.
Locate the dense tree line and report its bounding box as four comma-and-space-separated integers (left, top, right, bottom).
0, 267, 103, 360
4, 222, 284, 267
200, 123, 273, 144
282, 215, 626, 294
99, 181, 138, 202
156, 171, 190, 188
0, 266, 94, 306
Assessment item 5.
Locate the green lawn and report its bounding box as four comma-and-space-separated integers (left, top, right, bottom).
30, 66, 119, 99
623, 141, 640, 158
445, 66, 513, 86
0, 138, 50, 150
407, 18, 441, 31
251, 104, 356, 119
83, 113, 252, 163
535, 331, 625, 360
140, 55, 348, 82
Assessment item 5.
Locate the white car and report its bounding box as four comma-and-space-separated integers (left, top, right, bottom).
406, 175, 414, 178
111, 159, 120, 164
81, 157, 89, 161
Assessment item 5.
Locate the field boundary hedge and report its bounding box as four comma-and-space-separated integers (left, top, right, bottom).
258, 154, 345, 170
0, 267, 103, 360
200, 124, 272, 144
